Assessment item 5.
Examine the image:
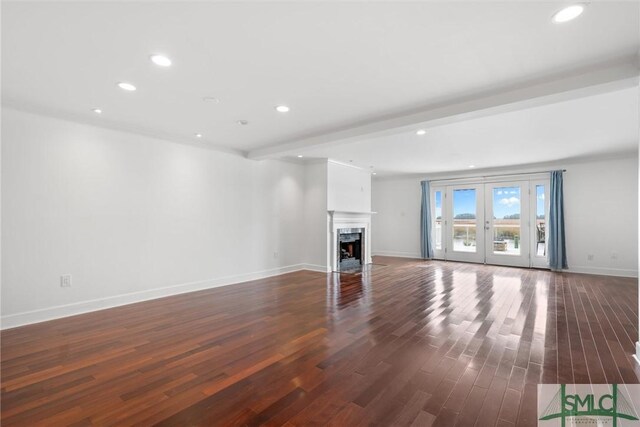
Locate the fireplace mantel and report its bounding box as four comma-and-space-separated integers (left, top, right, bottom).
328, 210, 377, 215
327, 210, 373, 272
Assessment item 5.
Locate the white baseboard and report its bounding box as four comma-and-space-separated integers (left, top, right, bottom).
373, 253, 638, 278
372, 251, 422, 259
300, 263, 331, 273
566, 265, 638, 278
4, 260, 632, 330
1, 263, 328, 330
634, 342, 640, 367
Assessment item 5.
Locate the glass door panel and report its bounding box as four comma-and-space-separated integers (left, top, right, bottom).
447, 185, 484, 263
531, 180, 550, 268
434, 190, 443, 250
431, 187, 446, 259
484, 181, 529, 267
535, 185, 545, 257
453, 189, 477, 253
438, 179, 549, 269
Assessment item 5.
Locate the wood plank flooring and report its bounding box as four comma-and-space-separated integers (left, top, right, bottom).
2, 256, 639, 426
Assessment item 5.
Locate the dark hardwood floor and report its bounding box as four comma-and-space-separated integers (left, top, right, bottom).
2, 257, 639, 426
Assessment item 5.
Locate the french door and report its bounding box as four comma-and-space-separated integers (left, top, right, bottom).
431, 179, 549, 268
484, 181, 529, 267
446, 184, 485, 263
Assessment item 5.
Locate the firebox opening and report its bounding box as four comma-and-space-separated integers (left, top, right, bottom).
338, 228, 364, 271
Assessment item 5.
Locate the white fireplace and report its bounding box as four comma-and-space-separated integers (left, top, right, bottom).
328, 210, 374, 272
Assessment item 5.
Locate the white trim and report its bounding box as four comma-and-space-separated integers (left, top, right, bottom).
565, 266, 638, 278
431, 172, 549, 186
327, 159, 368, 171
373, 251, 422, 259
635, 342, 640, 366
5, 261, 632, 330
4, 105, 246, 157
328, 210, 377, 215
0, 264, 327, 330
375, 151, 635, 182
248, 56, 639, 160
371, 255, 637, 278
301, 263, 332, 273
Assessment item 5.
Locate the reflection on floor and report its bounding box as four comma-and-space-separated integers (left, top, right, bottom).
1, 256, 638, 426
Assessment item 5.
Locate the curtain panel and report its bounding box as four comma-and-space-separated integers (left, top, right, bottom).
548, 170, 568, 270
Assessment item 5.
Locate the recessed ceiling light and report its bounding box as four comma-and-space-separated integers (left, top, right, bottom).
202, 97, 220, 103
297, 155, 303, 158
150, 54, 172, 67
117, 82, 136, 91
552, 4, 585, 23
92, 108, 102, 114
372, 172, 377, 175
195, 133, 203, 138
275, 105, 290, 113
237, 120, 248, 125
416, 129, 426, 136
469, 165, 475, 168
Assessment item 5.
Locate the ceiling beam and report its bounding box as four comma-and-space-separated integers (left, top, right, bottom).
248, 55, 639, 160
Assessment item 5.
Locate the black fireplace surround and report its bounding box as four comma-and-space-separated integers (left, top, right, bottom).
337, 228, 364, 271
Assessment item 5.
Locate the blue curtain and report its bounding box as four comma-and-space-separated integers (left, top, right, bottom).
549, 170, 568, 270
420, 181, 434, 259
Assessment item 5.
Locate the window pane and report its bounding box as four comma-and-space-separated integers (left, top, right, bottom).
491, 186, 521, 255
434, 191, 442, 250
453, 189, 476, 252
536, 185, 546, 257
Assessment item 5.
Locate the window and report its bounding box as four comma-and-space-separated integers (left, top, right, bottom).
434, 191, 442, 250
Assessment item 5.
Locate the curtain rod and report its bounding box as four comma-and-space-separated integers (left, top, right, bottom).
429, 169, 567, 183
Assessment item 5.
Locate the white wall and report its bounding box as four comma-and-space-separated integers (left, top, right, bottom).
327, 161, 372, 213
302, 160, 374, 272
372, 156, 639, 277
1, 109, 308, 327
371, 177, 422, 258
304, 161, 329, 271
564, 158, 638, 276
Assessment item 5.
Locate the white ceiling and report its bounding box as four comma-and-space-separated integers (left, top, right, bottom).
3, 1, 639, 163
296, 87, 639, 175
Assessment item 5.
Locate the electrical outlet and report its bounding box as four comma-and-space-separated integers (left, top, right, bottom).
611, 252, 618, 260
273, 251, 279, 259
60, 274, 72, 287
587, 254, 594, 261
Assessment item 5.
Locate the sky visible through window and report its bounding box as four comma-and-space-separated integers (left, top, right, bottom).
442, 186, 546, 219
453, 189, 476, 218
492, 187, 520, 219
536, 185, 545, 218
